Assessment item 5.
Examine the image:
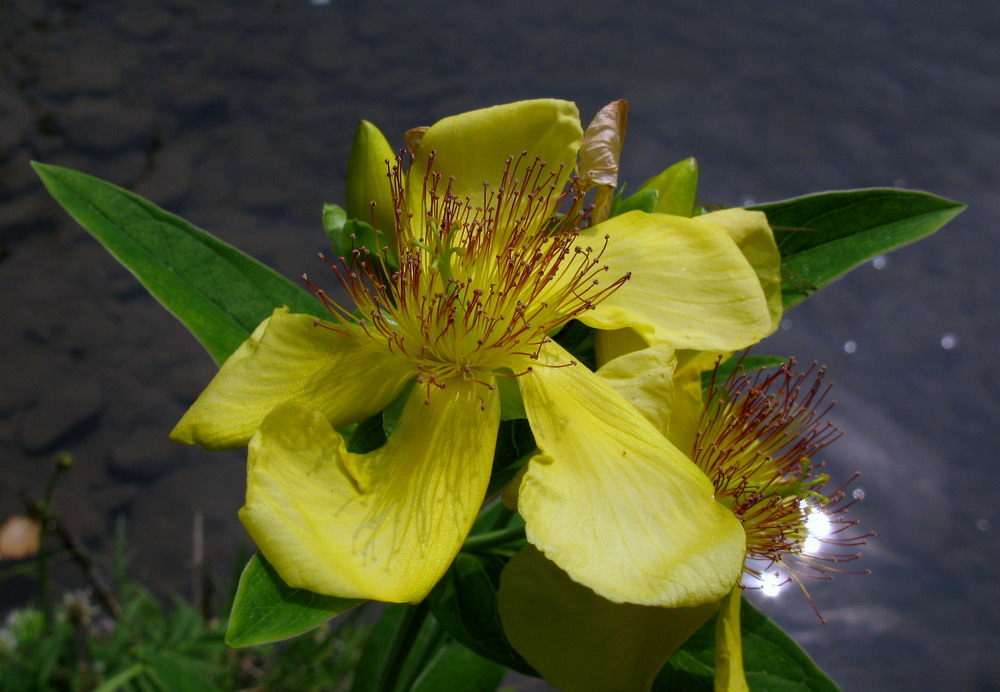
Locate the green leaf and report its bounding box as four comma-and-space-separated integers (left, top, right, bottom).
409, 642, 506, 692
32, 162, 321, 365
91, 663, 147, 692
225, 553, 363, 647
346, 411, 388, 454
486, 418, 535, 498
352, 604, 447, 692
750, 189, 965, 310
495, 372, 527, 421
382, 379, 417, 438
353, 605, 407, 692
429, 552, 537, 676
700, 354, 790, 391
139, 650, 224, 692
654, 597, 839, 692
553, 320, 597, 371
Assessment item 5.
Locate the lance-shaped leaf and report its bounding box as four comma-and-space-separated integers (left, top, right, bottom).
33, 162, 321, 365
429, 552, 537, 676
226, 553, 363, 647
751, 188, 965, 310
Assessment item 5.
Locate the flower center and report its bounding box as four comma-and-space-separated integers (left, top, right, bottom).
694, 359, 871, 616
308, 152, 629, 396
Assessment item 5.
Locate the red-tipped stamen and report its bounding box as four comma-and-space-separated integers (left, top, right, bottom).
696, 357, 871, 619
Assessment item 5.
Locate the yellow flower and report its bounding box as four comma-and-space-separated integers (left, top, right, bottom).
171, 99, 773, 605
498, 358, 870, 692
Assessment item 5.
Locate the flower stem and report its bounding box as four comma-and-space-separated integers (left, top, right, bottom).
714, 586, 749, 692
376, 600, 431, 692
461, 524, 526, 552
398, 613, 447, 691
36, 453, 73, 630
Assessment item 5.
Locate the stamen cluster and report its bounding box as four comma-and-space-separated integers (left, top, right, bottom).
694, 359, 872, 618
306, 152, 630, 400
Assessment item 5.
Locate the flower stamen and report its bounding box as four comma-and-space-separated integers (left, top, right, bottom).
304, 151, 628, 397
695, 357, 872, 619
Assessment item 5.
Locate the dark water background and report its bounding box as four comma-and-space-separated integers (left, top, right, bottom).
2, 1, 998, 689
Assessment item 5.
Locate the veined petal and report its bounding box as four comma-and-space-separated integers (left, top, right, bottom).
498, 546, 718, 692
171, 308, 413, 450
596, 342, 677, 436
240, 379, 500, 602
578, 211, 771, 351
698, 208, 782, 334
516, 340, 745, 607
408, 100, 583, 215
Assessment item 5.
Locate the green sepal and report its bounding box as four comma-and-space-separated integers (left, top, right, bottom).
225, 553, 364, 648
636, 156, 699, 217
751, 188, 965, 310
328, 217, 398, 271
33, 162, 321, 365
345, 119, 397, 242
654, 597, 839, 692
611, 188, 660, 216
136, 648, 224, 692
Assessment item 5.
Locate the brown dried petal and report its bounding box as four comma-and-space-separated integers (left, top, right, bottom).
577, 99, 628, 190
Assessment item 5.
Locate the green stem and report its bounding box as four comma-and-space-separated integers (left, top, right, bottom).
488, 505, 515, 531
714, 586, 749, 692
398, 613, 447, 691
37, 453, 72, 629
461, 524, 526, 552
376, 600, 431, 692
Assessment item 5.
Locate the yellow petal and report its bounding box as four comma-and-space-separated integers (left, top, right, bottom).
240, 379, 500, 602
408, 100, 583, 218
578, 211, 771, 351
516, 340, 745, 607
698, 208, 783, 334
593, 326, 649, 367
498, 546, 718, 692
596, 342, 677, 436
171, 308, 413, 450
667, 349, 726, 454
